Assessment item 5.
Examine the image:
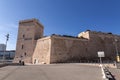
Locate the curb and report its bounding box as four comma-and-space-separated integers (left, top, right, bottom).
101, 65, 116, 80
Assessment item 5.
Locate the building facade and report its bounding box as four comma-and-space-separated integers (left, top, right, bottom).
0, 50, 15, 60
14, 19, 120, 64
0, 44, 6, 51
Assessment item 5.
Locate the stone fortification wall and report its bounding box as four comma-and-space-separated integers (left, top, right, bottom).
14, 19, 44, 63
50, 36, 89, 63
50, 31, 120, 63
33, 37, 51, 64
14, 18, 120, 64
88, 31, 120, 60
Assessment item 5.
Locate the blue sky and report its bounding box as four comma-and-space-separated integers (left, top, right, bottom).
0, 0, 120, 50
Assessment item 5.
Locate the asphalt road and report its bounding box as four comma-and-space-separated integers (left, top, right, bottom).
0, 64, 102, 80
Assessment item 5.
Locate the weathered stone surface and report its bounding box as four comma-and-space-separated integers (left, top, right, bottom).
33, 37, 51, 64
14, 19, 120, 64
14, 19, 44, 63
50, 36, 88, 63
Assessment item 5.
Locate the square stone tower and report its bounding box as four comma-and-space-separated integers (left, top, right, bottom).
14, 19, 44, 63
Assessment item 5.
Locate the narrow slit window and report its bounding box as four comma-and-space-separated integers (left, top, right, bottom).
23, 34, 25, 38
24, 52, 26, 56
21, 45, 24, 49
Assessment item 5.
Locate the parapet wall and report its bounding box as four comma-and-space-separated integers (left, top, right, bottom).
32, 31, 120, 64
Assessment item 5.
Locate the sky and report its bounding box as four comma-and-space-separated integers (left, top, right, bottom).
0, 0, 120, 50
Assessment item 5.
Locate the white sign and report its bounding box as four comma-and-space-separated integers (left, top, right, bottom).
98, 51, 105, 57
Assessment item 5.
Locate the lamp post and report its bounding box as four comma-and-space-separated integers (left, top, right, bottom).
114, 39, 120, 62
3, 34, 9, 63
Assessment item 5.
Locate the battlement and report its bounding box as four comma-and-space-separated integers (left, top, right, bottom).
19, 18, 38, 23
19, 18, 44, 28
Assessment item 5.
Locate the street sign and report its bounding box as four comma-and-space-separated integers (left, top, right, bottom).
98, 51, 105, 57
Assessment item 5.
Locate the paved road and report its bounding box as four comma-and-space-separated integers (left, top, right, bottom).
0, 64, 102, 80
109, 68, 120, 80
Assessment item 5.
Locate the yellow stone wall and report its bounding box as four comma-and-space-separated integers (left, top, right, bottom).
33, 37, 51, 64
14, 19, 44, 63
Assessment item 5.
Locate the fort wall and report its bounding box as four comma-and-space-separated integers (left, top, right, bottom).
50, 36, 89, 63
14, 19, 120, 64
33, 37, 51, 64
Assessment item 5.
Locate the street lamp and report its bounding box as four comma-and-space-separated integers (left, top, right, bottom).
114, 39, 120, 62
3, 34, 9, 63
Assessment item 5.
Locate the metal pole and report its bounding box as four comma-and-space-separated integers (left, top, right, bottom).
115, 39, 120, 62
3, 34, 9, 63
99, 57, 103, 69
100, 57, 102, 64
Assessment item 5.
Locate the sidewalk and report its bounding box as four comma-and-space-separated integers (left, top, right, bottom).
0, 63, 7, 68
108, 68, 120, 80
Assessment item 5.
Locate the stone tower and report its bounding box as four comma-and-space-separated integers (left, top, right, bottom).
14, 19, 44, 63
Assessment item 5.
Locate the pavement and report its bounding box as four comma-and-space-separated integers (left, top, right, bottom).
0, 64, 102, 80
0, 63, 7, 68
108, 68, 120, 80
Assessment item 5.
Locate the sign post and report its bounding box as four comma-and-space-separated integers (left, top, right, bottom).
98, 51, 105, 65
